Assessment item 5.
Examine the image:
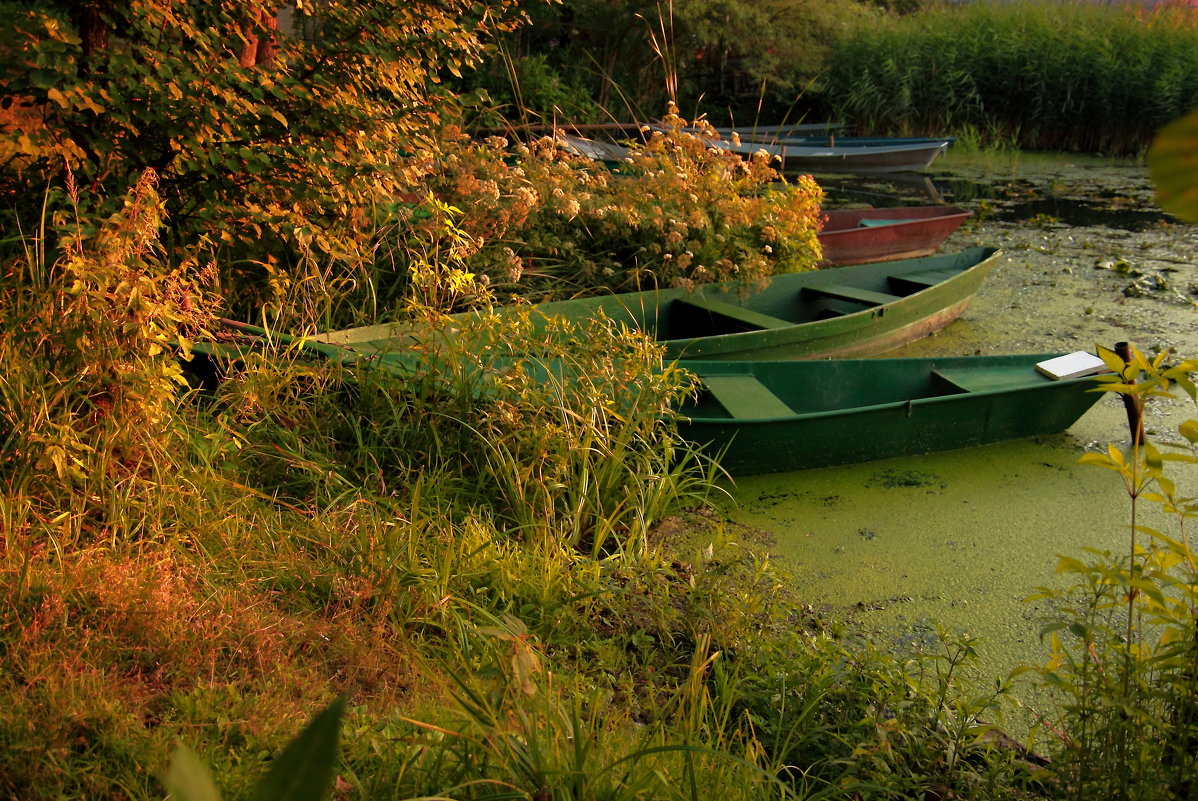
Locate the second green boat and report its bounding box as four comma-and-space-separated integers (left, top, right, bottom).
677, 354, 1106, 475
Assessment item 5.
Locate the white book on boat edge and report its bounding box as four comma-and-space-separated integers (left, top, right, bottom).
1035, 351, 1108, 380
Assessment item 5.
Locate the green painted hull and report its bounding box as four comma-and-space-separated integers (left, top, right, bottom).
678, 354, 1105, 475
191, 326, 1102, 477
321, 248, 1001, 362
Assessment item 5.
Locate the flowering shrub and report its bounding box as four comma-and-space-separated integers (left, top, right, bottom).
388, 110, 824, 306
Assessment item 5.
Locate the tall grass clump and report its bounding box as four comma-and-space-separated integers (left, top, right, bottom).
0, 176, 755, 798
0, 170, 215, 550
209, 309, 716, 560
824, 1, 1198, 155
1027, 345, 1198, 800
717, 623, 1039, 800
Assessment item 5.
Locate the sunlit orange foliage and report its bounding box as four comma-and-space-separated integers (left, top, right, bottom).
400, 110, 823, 301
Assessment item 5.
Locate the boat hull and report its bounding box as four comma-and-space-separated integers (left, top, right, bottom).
716, 137, 952, 174
678, 355, 1105, 475
779, 141, 951, 174
818, 206, 972, 266
567, 130, 952, 174
194, 330, 1102, 477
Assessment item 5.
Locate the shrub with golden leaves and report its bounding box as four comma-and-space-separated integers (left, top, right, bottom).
401, 110, 823, 305
0, 170, 216, 533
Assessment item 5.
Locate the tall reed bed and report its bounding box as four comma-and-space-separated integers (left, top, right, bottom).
824, 1, 1198, 155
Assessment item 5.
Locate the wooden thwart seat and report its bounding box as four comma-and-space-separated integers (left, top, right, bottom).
673, 297, 792, 330
931, 367, 1026, 394
889, 268, 959, 294
700, 374, 794, 419
802, 284, 901, 307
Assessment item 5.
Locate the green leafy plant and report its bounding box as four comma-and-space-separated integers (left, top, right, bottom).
470, 0, 888, 124
1028, 344, 1198, 800
0, 0, 527, 320
0, 169, 215, 547
165, 697, 346, 801
1149, 106, 1198, 224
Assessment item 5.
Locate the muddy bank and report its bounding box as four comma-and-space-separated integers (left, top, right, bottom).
717, 155, 1198, 734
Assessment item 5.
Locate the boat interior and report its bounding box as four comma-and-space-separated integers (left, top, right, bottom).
681, 361, 1041, 421
656, 267, 959, 340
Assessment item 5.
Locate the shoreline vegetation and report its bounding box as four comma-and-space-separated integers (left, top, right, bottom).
2, 1, 1196, 799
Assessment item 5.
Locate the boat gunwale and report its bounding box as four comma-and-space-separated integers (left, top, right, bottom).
774, 140, 953, 156
314, 248, 1002, 359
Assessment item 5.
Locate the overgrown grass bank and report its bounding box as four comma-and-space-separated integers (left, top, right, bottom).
1, 175, 1059, 801
4, 2, 1197, 797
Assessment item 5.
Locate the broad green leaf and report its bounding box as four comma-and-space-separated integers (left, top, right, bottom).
1102, 382, 1145, 395
1039, 621, 1069, 637
46, 86, 68, 108
164, 744, 223, 801
1145, 442, 1164, 469
1096, 344, 1128, 374
1149, 108, 1198, 223
1056, 556, 1091, 574
254, 697, 346, 801
1078, 451, 1118, 470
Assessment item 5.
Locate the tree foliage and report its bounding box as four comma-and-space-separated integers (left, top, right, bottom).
421, 114, 823, 299
0, 0, 526, 296
472, 0, 887, 125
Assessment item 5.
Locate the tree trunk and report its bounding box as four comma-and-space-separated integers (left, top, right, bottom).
76, 0, 112, 75
237, 8, 279, 68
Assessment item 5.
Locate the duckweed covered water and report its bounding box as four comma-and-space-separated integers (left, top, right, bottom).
719, 400, 1130, 678
717, 388, 1192, 737
718, 155, 1198, 734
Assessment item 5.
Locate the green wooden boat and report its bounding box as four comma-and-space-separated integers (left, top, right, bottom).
319, 247, 1002, 362
191, 326, 1105, 478
678, 354, 1107, 475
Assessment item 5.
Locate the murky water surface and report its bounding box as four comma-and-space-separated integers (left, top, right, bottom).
725, 154, 1198, 732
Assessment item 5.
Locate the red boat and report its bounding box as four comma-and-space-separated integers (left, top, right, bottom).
818, 205, 972, 266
